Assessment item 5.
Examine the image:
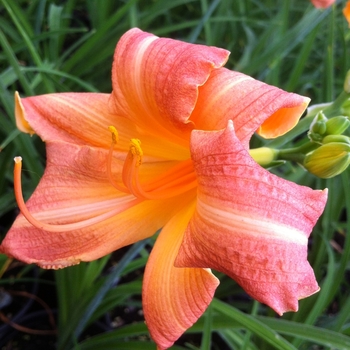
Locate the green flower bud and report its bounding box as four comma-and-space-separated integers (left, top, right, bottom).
249, 147, 279, 167
325, 116, 350, 135
304, 142, 350, 178
344, 70, 350, 94
341, 99, 350, 118
322, 135, 350, 145
308, 112, 328, 142
310, 112, 328, 134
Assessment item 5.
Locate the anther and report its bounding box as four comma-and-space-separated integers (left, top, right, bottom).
108, 126, 119, 143
129, 139, 143, 166
107, 126, 130, 193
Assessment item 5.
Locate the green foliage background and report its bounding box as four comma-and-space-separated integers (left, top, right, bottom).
0, 0, 350, 349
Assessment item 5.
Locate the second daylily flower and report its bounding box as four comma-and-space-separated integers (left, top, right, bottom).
1, 28, 327, 349
310, 0, 336, 8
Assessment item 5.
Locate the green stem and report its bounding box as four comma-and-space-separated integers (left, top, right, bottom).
322, 91, 350, 117
277, 142, 318, 163
250, 142, 318, 167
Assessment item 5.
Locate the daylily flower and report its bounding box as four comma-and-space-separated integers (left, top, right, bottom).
344, 0, 350, 26
0, 28, 327, 349
310, 0, 336, 8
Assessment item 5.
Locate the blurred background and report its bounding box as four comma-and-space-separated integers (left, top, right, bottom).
0, 0, 350, 349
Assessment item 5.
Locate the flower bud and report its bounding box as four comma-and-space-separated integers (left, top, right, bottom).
304, 142, 350, 178
342, 99, 350, 118
249, 147, 279, 167
344, 69, 350, 93
325, 116, 350, 135
308, 112, 328, 142
322, 135, 350, 145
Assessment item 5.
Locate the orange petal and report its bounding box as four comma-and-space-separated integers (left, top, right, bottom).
343, 1, 350, 26
1, 141, 194, 268
310, 0, 336, 8
190, 68, 310, 147
143, 202, 219, 349
110, 28, 229, 145
176, 121, 327, 315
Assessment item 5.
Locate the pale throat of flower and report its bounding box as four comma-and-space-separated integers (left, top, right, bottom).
12, 126, 197, 232
106, 125, 197, 200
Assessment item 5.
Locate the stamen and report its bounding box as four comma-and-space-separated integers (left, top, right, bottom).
129, 139, 143, 166
122, 139, 143, 192
120, 140, 197, 200
14, 157, 141, 232
108, 125, 119, 143
107, 129, 197, 201
107, 126, 129, 193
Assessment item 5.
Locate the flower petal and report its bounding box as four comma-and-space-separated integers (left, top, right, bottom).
15, 91, 35, 135
1, 141, 194, 268
110, 28, 229, 145
190, 68, 310, 147
16, 92, 118, 147
176, 121, 327, 315
343, 0, 350, 27
16, 92, 190, 160
310, 0, 336, 8
143, 202, 219, 349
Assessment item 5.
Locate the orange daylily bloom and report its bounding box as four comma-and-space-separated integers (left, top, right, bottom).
0, 28, 327, 349
344, 0, 350, 26
310, 0, 336, 8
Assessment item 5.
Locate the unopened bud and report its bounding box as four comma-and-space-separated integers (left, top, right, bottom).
304, 142, 350, 178
308, 112, 328, 142
325, 116, 350, 135
322, 135, 350, 145
342, 99, 350, 118
344, 70, 350, 94
249, 147, 279, 167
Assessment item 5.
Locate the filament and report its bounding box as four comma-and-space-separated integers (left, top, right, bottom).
107, 127, 197, 201
14, 157, 141, 232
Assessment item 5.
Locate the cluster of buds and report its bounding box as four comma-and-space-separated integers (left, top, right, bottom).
251, 71, 350, 179
304, 113, 350, 178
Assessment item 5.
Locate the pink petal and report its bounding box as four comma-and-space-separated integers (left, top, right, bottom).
16, 92, 117, 146
110, 28, 229, 145
176, 121, 327, 314
16, 92, 190, 160
190, 68, 310, 148
1, 141, 194, 268
143, 202, 219, 349
310, 0, 336, 8
15, 92, 35, 134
